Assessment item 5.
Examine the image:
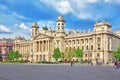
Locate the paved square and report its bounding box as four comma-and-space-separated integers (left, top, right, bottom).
0, 64, 120, 80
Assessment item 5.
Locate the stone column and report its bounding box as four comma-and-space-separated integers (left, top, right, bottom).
104, 34, 108, 50
92, 35, 96, 63
45, 41, 46, 52
101, 34, 103, 50
42, 41, 43, 52
36, 42, 37, 52
48, 40, 51, 61
47, 40, 48, 52
39, 41, 40, 52
110, 37, 112, 50
43, 41, 45, 52
101, 34, 104, 63
104, 34, 108, 63
93, 35, 96, 51
40, 41, 41, 52
47, 40, 49, 52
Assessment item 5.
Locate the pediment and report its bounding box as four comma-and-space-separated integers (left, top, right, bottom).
33, 33, 52, 40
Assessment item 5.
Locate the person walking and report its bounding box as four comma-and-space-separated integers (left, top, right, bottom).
114, 61, 119, 69
70, 59, 74, 67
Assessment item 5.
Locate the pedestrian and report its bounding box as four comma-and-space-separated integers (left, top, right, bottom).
70, 60, 73, 66
70, 60, 74, 66
90, 61, 93, 66
88, 61, 90, 65
114, 61, 119, 69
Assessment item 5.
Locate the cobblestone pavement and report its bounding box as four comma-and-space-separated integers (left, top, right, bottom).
0, 64, 120, 80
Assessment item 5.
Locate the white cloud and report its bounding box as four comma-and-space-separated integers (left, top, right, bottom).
19, 23, 29, 30
78, 12, 93, 19
12, 12, 29, 20
104, 0, 110, 2
39, 0, 120, 20
12, 23, 31, 39
38, 20, 56, 30
39, 0, 73, 15
55, 0, 73, 14
104, 0, 120, 4
88, 0, 98, 3
40, 0, 97, 19
14, 23, 30, 31
0, 25, 11, 32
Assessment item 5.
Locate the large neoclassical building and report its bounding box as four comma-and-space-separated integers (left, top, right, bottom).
14, 16, 120, 63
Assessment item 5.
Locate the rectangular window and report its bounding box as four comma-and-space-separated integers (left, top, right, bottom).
69, 41, 71, 45
81, 39, 84, 44
82, 46, 84, 50
97, 37, 101, 42
98, 44, 100, 50
90, 38, 93, 43
91, 45, 93, 50
86, 39, 88, 43
73, 40, 75, 44
86, 46, 89, 50
85, 54, 87, 57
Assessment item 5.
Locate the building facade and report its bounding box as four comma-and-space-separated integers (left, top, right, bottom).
0, 38, 13, 61
14, 16, 120, 63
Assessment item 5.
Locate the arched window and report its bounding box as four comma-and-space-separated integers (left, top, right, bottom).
91, 45, 93, 50
98, 44, 100, 50
86, 46, 89, 50
82, 46, 84, 50
58, 23, 60, 25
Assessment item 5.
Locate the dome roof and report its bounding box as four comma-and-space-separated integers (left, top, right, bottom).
15, 36, 25, 40
56, 16, 66, 22
94, 21, 111, 27
32, 22, 39, 28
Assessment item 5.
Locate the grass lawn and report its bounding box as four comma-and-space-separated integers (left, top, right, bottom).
0, 61, 19, 64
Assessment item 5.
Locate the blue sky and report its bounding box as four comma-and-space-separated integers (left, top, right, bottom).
0, 0, 120, 39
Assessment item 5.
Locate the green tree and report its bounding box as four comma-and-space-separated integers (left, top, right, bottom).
15, 51, 22, 60
42, 26, 48, 30
112, 45, 120, 60
7, 50, 22, 61
68, 50, 75, 60
52, 48, 61, 61
64, 48, 75, 60
74, 48, 83, 58
60, 52, 65, 60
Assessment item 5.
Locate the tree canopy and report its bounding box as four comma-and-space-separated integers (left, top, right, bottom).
52, 48, 61, 61
7, 50, 22, 61
74, 48, 83, 58
60, 52, 65, 60
112, 45, 120, 60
